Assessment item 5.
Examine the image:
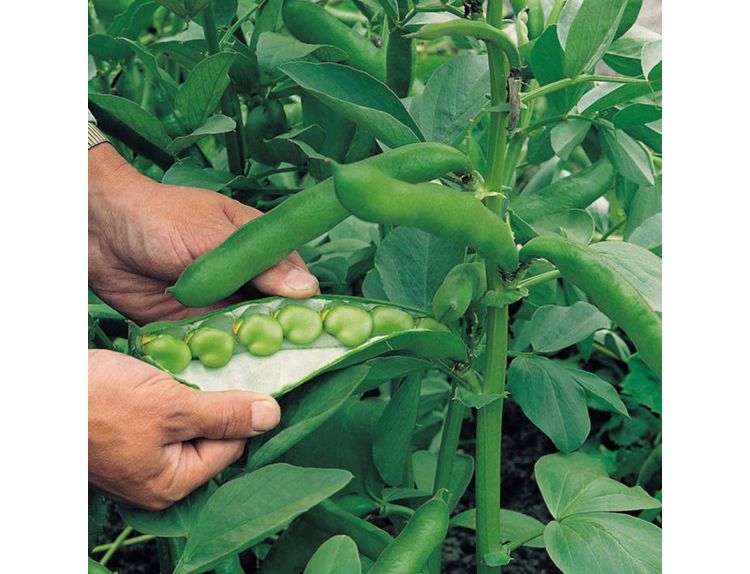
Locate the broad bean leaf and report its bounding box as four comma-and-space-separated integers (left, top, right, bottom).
600, 127, 654, 186
107, 0, 159, 39
535, 452, 660, 519
88, 489, 108, 551
449, 509, 545, 548
591, 241, 661, 312
414, 55, 490, 146
88, 558, 114, 574
166, 114, 236, 154
615, 0, 643, 38
374, 227, 465, 311
604, 25, 661, 76
247, 366, 370, 470
622, 356, 661, 413
558, 0, 627, 78
119, 37, 180, 103
88, 94, 171, 149
280, 62, 422, 148
613, 103, 662, 129
256, 519, 329, 574
373, 374, 422, 486
155, 0, 211, 19
550, 119, 590, 160
357, 356, 431, 393
88, 33, 131, 61
578, 79, 661, 115
628, 213, 661, 253
304, 535, 361, 574
624, 177, 661, 238
118, 482, 216, 538
256, 32, 347, 74
530, 302, 610, 353
530, 26, 585, 113
642, 40, 662, 80
454, 387, 502, 410
528, 209, 596, 245
507, 356, 590, 452
563, 366, 629, 417
411, 450, 474, 511
545, 513, 661, 574
361, 268, 388, 301
162, 164, 252, 191
175, 464, 352, 573
175, 52, 236, 130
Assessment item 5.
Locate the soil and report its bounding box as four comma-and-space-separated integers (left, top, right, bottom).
98, 401, 566, 574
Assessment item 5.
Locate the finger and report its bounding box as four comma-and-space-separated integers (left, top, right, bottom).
251, 257, 319, 299
168, 438, 247, 501
170, 387, 281, 441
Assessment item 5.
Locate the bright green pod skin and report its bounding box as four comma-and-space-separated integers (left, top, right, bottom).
432, 262, 487, 323
143, 334, 192, 373
521, 236, 662, 374
367, 497, 450, 574
415, 317, 451, 333
188, 328, 235, 368
275, 305, 323, 345
169, 143, 471, 307
283, 0, 386, 82
323, 304, 374, 347
513, 159, 615, 222
370, 306, 415, 336
333, 163, 519, 272
235, 314, 284, 357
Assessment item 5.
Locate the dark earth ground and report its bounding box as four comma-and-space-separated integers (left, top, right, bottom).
99, 401, 581, 573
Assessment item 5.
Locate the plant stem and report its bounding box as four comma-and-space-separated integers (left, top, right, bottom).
99, 526, 132, 567
477, 2, 510, 572
220, 4, 260, 46
521, 75, 650, 103
202, 5, 244, 175
427, 380, 466, 573
597, 218, 626, 241
506, 526, 546, 551
92, 534, 156, 553
517, 269, 560, 289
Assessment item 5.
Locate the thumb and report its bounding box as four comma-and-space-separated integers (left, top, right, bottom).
173, 388, 281, 441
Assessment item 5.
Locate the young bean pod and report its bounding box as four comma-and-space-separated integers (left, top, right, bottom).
521, 236, 662, 374
333, 163, 519, 271
432, 262, 487, 322
187, 328, 235, 368
169, 143, 471, 307
368, 496, 450, 574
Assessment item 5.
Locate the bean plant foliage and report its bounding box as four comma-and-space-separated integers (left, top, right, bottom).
88, 0, 662, 572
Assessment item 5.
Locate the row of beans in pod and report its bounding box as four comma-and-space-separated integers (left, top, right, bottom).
140, 300, 448, 375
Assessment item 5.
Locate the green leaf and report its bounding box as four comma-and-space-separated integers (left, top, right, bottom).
304, 535, 361, 574
372, 374, 422, 486
628, 213, 661, 253
507, 356, 590, 452
167, 115, 236, 154
374, 227, 465, 311
530, 302, 610, 353
414, 55, 490, 146
155, 0, 211, 19
642, 40, 662, 80
563, 366, 629, 417
175, 52, 236, 130
615, 0, 643, 38
175, 464, 352, 574
162, 164, 251, 191
484, 548, 511, 566
88, 558, 114, 574
622, 356, 661, 413
530, 26, 586, 113
604, 25, 661, 76
550, 119, 591, 160
256, 32, 347, 74
613, 103, 662, 129
454, 387, 502, 410
118, 482, 216, 537
591, 241, 661, 312
577, 79, 661, 115
558, 0, 628, 77
88, 94, 171, 150
280, 61, 422, 148
248, 366, 370, 470
89, 34, 131, 61
599, 127, 655, 186
545, 513, 661, 574
449, 509, 545, 548
411, 451, 474, 511
535, 452, 660, 519
529, 209, 596, 245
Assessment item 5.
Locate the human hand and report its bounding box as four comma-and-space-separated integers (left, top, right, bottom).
88, 349, 281, 510
88, 145, 319, 324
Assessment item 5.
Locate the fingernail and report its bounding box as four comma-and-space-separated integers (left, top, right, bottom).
252, 399, 281, 432
284, 267, 319, 293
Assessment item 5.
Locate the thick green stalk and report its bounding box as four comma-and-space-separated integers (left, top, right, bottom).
99, 526, 132, 566
202, 5, 244, 175
521, 75, 649, 103
427, 380, 466, 572
476, 1, 511, 573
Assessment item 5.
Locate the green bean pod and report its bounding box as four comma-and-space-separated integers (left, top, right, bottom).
367, 496, 450, 574
283, 0, 386, 82
333, 163, 519, 271
512, 159, 615, 222
432, 262, 487, 322
521, 236, 661, 374
169, 143, 471, 307
410, 21, 521, 69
